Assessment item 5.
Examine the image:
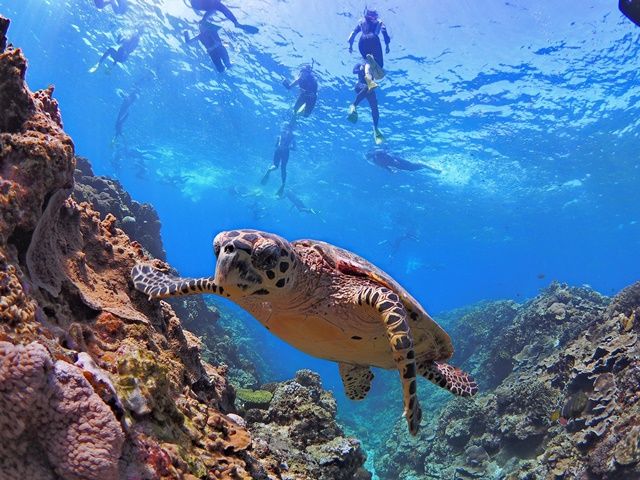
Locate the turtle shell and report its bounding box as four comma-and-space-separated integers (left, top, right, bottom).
293, 239, 454, 360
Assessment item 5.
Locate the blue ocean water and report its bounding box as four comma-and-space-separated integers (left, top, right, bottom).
3, 0, 639, 445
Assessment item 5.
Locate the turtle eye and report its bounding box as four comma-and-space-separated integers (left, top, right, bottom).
251, 242, 281, 271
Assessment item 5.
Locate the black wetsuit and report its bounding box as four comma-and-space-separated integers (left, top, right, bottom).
292, 70, 318, 117
195, 24, 230, 72
367, 150, 424, 171
348, 18, 390, 67
191, 0, 239, 24
99, 32, 140, 67
273, 129, 294, 179
114, 89, 139, 139
353, 63, 379, 128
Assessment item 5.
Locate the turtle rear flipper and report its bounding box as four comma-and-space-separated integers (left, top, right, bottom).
131, 264, 220, 299
418, 359, 478, 397
339, 363, 374, 400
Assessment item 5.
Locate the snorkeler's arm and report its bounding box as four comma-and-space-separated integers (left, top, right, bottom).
381, 22, 390, 51
282, 76, 300, 89
184, 31, 202, 45
347, 24, 361, 52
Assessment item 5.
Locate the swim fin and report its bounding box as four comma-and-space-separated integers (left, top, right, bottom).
373, 127, 385, 145
238, 24, 259, 34
88, 63, 100, 73
366, 54, 385, 80
296, 103, 307, 115
347, 104, 358, 123
366, 77, 378, 91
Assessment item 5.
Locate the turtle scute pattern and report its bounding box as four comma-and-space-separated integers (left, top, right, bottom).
418, 359, 479, 397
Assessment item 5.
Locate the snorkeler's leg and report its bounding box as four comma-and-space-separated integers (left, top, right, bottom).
303, 94, 317, 116
349, 85, 368, 123
90, 48, 116, 73
367, 92, 384, 144
293, 95, 306, 115
220, 47, 231, 69
262, 150, 280, 184
277, 152, 289, 197
210, 51, 225, 73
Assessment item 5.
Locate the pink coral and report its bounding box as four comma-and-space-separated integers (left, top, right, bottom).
0, 341, 124, 480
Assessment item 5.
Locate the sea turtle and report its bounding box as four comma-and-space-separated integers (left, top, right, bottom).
131, 229, 478, 434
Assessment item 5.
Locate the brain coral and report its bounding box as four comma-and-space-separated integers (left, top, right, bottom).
0, 341, 124, 480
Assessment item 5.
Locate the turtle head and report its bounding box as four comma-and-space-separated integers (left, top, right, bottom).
213, 230, 298, 299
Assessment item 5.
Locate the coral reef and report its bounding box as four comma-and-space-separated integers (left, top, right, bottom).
246, 370, 372, 480
0, 18, 369, 480
375, 282, 640, 479
0, 341, 124, 480
73, 156, 166, 260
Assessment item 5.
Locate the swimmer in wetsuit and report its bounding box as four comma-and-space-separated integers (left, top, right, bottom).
366, 149, 442, 173
185, 22, 231, 73
348, 63, 384, 145
283, 64, 318, 117
90, 30, 141, 72
347, 8, 390, 91
114, 86, 140, 141
261, 120, 296, 197
190, 0, 258, 33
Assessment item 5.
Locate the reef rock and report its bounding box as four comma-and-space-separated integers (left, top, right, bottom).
246, 370, 371, 480
73, 156, 166, 260
0, 19, 369, 480
375, 282, 640, 480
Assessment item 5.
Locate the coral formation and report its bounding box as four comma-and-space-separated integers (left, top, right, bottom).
246, 370, 371, 480
73, 156, 166, 260
375, 282, 640, 479
0, 20, 369, 479
0, 341, 124, 480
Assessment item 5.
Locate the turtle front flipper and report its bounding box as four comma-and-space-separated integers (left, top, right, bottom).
131, 264, 221, 299
354, 286, 422, 435
339, 363, 374, 400
417, 359, 478, 397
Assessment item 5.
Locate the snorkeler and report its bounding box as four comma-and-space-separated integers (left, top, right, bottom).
283, 64, 318, 117
347, 7, 390, 90
93, 0, 128, 14
113, 86, 140, 141
348, 63, 384, 145
89, 30, 141, 73
189, 0, 259, 34
366, 149, 442, 173
261, 120, 296, 197
285, 191, 317, 215
184, 22, 231, 73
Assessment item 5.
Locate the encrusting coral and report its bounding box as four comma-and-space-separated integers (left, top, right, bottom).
375, 282, 640, 479
0, 16, 369, 479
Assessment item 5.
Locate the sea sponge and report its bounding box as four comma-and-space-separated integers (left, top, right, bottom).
0, 341, 124, 480
236, 387, 274, 408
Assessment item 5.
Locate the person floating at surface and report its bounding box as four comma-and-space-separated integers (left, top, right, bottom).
261, 120, 296, 197
348, 62, 384, 145
93, 0, 128, 14
190, 0, 259, 33
347, 7, 390, 91
184, 21, 231, 73
282, 63, 318, 117
366, 149, 442, 173
89, 30, 141, 73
